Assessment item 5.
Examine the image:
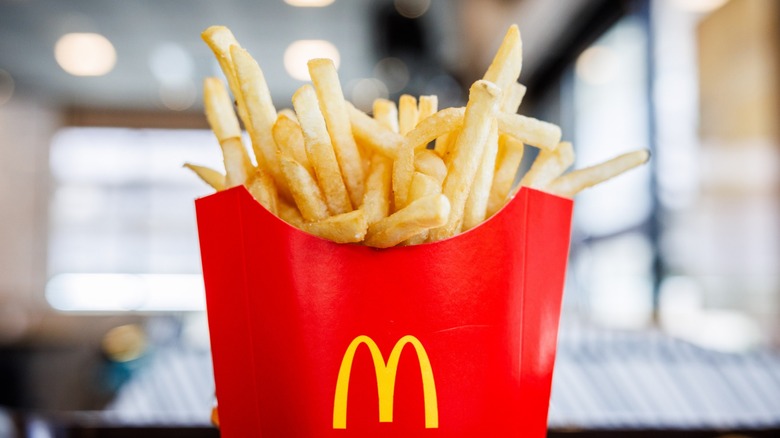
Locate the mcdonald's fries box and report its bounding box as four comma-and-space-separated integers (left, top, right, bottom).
196, 186, 573, 437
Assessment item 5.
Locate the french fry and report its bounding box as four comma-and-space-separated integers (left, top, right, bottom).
482, 24, 522, 109
393, 106, 465, 209
246, 168, 279, 216
201, 27, 249, 134
277, 198, 305, 228
398, 94, 418, 135
520, 141, 575, 189
292, 84, 352, 215
433, 131, 451, 157
497, 111, 561, 151
308, 58, 365, 208
273, 112, 313, 176
463, 120, 499, 231
280, 156, 329, 222
414, 150, 447, 184
404, 171, 443, 245
346, 103, 401, 158
365, 194, 450, 248
203, 78, 242, 142
219, 138, 252, 187
302, 209, 368, 243
231, 46, 286, 193
486, 135, 524, 216
405, 107, 465, 151
195, 23, 651, 246
373, 98, 399, 133
392, 147, 415, 211
203, 78, 252, 187
546, 149, 650, 198
408, 172, 442, 203
502, 82, 527, 113
183, 163, 225, 191
278, 108, 298, 122
362, 154, 392, 225
429, 80, 501, 242
417, 95, 438, 123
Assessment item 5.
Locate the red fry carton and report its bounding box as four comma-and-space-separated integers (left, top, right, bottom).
196, 185, 572, 437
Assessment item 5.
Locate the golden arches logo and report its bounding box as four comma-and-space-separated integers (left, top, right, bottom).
332, 335, 438, 429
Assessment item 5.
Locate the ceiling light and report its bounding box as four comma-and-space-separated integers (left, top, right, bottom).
394, 0, 431, 18
55, 32, 116, 77
284, 40, 340, 81
285, 0, 335, 6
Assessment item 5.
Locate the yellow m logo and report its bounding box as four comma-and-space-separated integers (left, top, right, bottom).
332, 335, 438, 429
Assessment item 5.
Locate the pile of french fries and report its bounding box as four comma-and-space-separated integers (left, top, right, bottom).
186, 25, 649, 248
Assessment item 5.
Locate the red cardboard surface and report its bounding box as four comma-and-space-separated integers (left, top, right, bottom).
196, 186, 573, 437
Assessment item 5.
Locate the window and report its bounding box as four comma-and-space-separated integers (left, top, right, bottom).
46, 127, 221, 312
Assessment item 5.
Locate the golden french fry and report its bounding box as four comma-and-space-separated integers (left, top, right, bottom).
502, 82, 527, 113
278, 108, 298, 122
361, 154, 392, 225
201, 27, 249, 132
220, 137, 252, 187
546, 149, 650, 198
404, 171, 442, 245
373, 98, 399, 133
392, 146, 415, 211
302, 209, 368, 243
393, 107, 464, 209
203, 78, 252, 187
246, 169, 279, 216
417, 95, 438, 123
414, 150, 447, 184
183, 163, 225, 191
308, 59, 365, 209
405, 107, 465, 151
203, 77, 241, 142
398, 94, 418, 135
463, 120, 499, 231
482, 24, 522, 109
497, 111, 561, 151
273, 112, 313, 176
429, 80, 501, 241
277, 198, 305, 228
409, 171, 442, 202
520, 141, 575, 189
433, 130, 451, 158
230, 46, 284, 186
292, 84, 352, 215
486, 135, 524, 216
365, 194, 450, 248
280, 156, 329, 222
346, 103, 401, 158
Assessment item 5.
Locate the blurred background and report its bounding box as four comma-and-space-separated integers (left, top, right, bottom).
0, 0, 779, 436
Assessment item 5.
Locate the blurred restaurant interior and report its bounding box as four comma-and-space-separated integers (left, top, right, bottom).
0, 0, 779, 436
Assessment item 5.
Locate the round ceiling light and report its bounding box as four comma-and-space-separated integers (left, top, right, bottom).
284, 40, 340, 81
284, 0, 335, 6
55, 32, 116, 77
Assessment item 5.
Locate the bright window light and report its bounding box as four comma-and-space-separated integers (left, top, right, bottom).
46, 274, 205, 312
47, 127, 222, 312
